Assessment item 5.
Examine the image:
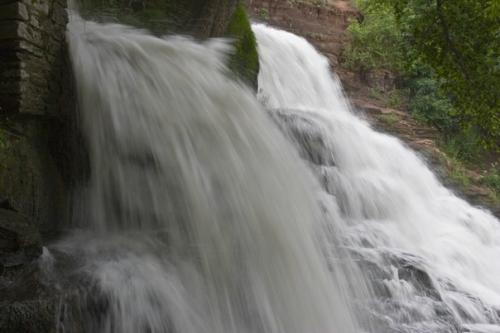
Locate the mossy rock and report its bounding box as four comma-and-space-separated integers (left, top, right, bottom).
78, 0, 238, 37
225, 4, 260, 89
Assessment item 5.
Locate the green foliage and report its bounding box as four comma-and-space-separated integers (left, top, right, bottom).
345, 0, 499, 160
379, 113, 401, 125
225, 4, 260, 88
448, 161, 471, 187
369, 0, 500, 150
343, 2, 405, 73
481, 168, 500, 193
386, 89, 406, 109
440, 130, 485, 163
406, 71, 457, 133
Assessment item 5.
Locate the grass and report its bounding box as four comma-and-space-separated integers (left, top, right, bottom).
446, 157, 472, 187
439, 145, 500, 206
379, 113, 401, 125
481, 168, 500, 193
386, 89, 406, 109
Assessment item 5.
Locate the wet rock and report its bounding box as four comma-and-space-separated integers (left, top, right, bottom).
270, 109, 336, 166
397, 262, 441, 300
0, 246, 89, 333
384, 253, 442, 301
0, 298, 56, 333
0, 261, 59, 333
0, 208, 42, 269
0, 208, 47, 333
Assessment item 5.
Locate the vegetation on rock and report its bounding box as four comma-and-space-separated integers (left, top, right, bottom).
225, 3, 260, 88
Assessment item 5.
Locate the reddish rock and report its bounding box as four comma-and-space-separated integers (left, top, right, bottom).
249, 0, 359, 70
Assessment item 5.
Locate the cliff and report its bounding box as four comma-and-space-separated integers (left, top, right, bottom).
249, 0, 500, 217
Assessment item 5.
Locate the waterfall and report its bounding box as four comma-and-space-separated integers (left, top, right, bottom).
253, 24, 500, 333
55, 17, 368, 333
50, 10, 500, 333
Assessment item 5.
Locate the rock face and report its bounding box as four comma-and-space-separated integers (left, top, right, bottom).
270, 109, 336, 167
79, 0, 239, 38
0, 0, 69, 115
0, 0, 75, 236
249, 0, 358, 71
0, 1, 75, 331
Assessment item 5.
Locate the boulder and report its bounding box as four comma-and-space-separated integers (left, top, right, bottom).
270, 109, 336, 166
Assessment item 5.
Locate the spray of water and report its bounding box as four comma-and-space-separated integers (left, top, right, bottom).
254, 24, 500, 333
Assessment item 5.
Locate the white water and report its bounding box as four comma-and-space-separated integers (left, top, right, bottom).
254, 24, 500, 332
55, 17, 369, 333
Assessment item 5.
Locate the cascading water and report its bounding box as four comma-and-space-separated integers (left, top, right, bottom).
52, 15, 370, 333
44, 7, 500, 332
253, 24, 500, 333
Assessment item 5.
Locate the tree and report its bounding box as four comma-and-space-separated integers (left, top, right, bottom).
373, 0, 500, 149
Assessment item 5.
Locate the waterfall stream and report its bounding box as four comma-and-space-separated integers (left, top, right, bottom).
48, 14, 500, 333
253, 24, 500, 333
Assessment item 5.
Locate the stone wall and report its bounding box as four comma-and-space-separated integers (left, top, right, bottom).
0, 0, 73, 330
0, 0, 68, 115
0, 0, 73, 272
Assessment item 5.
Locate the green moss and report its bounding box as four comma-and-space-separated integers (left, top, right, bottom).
225, 4, 260, 89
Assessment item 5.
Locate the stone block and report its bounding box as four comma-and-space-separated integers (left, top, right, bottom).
22, 0, 49, 15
